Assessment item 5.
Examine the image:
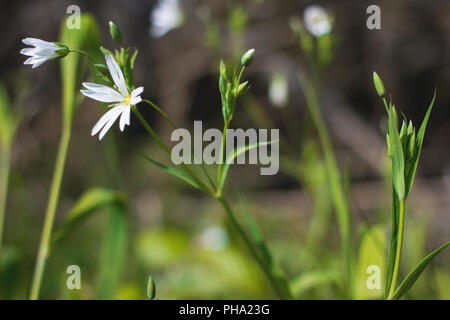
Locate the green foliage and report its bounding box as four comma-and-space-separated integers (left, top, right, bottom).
51, 188, 126, 247
138, 152, 206, 192
355, 225, 386, 299
374, 73, 446, 300
243, 204, 292, 299
60, 14, 101, 127
147, 275, 156, 300
0, 84, 21, 148
392, 242, 449, 300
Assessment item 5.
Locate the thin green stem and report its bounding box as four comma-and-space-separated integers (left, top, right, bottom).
142, 99, 177, 129
69, 49, 96, 64
30, 128, 71, 300
387, 199, 406, 300
217, 196, 292, 299
132, 106, 213, 194
216, 120, 230, 195
0, 144, 12, 255
141, 99, 215, 189
302, 80, 353, 298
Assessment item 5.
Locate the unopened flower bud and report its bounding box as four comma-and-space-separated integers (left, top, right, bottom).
109, 21, 122, 44
147, 275, 156, 300
241, 49, 255, 67
373, 71, 385, 97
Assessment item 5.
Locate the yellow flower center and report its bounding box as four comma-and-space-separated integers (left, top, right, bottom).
124, 93, 131, 105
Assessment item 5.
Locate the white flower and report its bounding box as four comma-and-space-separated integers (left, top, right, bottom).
81, 55, 144, 140
20, 38, 68, 68
303, 5, 332, 37
269, 73, 289, 108
150, 0, 184, 38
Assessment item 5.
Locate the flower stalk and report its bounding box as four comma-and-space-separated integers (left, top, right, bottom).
30, 128, 71, 300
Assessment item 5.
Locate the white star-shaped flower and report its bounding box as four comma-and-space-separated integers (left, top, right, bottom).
20, 38, 68, 68
81, 55, 143, 140
304, 5, 332, 37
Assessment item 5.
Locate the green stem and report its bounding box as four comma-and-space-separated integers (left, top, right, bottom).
303, 80, 353, 298
387, 199, 406, 300
30, 128, 71, 300
132, 106, 213, 194
141, 99, 215, 189
217, 196, 292, 299
0, 144, 12, 255
70, 49, 96, 64
217, 120, 230, 195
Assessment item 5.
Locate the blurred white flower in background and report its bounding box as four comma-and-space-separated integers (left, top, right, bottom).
20, 38, 69, 68
81, 55, 143, 140
268, 73, 289, 108
150, 0, 184, 38
303, 5, 331, 37
198, 226, 229, 251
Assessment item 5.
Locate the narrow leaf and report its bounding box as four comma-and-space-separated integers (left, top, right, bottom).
388, 106, 405, 200
405, 90, 436, 195
392, 241, 449, 300
138, 152, 204, 191
51, 188, 126, 248
242, 202, 292, 299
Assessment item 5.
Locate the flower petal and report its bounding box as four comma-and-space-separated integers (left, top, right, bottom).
22, 38, 55, 48
82, 82, 123, 102
105, 55, 128, 95
98, 106, 124, 140
91, 105, 123, 136
130, 86, 144, 105
119, 106, 131, 131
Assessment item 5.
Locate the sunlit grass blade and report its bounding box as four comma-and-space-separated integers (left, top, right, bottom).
355, 225, 386, 299
290, 270, 341, 298
97, 203, 128, 299
51, 188, 126, 248
391, 241, 449, 300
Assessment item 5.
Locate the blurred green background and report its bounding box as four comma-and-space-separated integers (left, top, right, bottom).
0, 0, 449, 299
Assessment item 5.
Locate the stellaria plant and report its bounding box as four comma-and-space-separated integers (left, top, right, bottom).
373, 72, 449, 300
21, 18, 291, 299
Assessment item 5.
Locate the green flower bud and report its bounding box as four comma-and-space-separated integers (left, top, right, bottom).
236, 81, 250, 96
109, 21, 122, 44
373, 71, 385, 97
241, 48, 255, 67
147, 275, 156, 300
219, 60, 228, 80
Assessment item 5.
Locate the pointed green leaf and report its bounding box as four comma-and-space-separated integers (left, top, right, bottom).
242, 202, 292, 299
388, 106, 405, 200
391, 241, 449, 300
385, 190, 400, 298
51, 188, 126, 248
138, 152, 204, 191
405, 90, 436, 195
